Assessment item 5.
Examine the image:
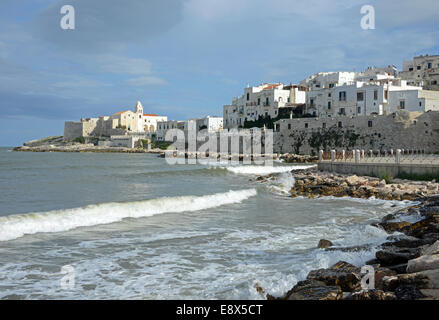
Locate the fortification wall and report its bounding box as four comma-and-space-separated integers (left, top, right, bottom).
274, 111, 439, 155
64, 121, 84, 140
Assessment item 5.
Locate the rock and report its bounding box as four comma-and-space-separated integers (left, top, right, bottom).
375, 247, 421, 266
306, 261, 361, 292
381, 238, 432, 249
394, 285, 425, 300
375, 267, 397, 290
317, 239, 333, 249
345, 289, 396, 300
405, 216, 439, 238
422, 240, 439, 256
407, 254, 439, 273
420, 289, 439, 300
387, 263, 409, 274
325, 244, 372, 253
286, 280, 342, 300
378, 221, 411, 233
384, 269, 439, 290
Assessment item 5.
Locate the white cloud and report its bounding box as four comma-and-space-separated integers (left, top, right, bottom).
125, 76, 167, 86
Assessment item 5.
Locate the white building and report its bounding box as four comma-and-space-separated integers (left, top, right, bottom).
223, 83, 307, 129
307, 78, 439, 118
112, 101, 167, 133
400, 54, 439, 91
156, 116, 223, 141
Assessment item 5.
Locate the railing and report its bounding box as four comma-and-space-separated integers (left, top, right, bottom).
319, 149, 439, 165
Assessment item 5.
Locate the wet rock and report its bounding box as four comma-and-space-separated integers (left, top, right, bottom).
381, 238, 431, 249
317, 239, 333, 249
375, 267, 398, 290
377, 221, 411, 233
387, 263, 409, 274
394, 285, 425, 300
404, 216, 439, 238
306, 261, 361, 292
383, 269, 439, 290
325, 244, 372, 253
345, 289, 396, 300
286, 279, 342, 300
375, 247, 421, 266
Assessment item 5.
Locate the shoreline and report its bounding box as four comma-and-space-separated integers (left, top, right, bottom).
255, 168, 439, 300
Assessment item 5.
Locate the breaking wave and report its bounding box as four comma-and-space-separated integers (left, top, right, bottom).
0, 189, 257, 242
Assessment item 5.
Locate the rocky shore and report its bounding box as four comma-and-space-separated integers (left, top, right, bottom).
12, 136, 163, 154
257, 167, 439, 201
255, 168, 439, 300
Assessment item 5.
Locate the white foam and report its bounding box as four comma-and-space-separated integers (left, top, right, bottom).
0, 189, 257, 242
226, 165, 316, 176
268, 172, 296, 195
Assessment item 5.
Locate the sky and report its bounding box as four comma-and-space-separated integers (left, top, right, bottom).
0, 0, 438, 146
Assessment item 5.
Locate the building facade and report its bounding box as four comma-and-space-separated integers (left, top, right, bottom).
64, 101, 167, 141
223, 83, 307, 129
400, 54, 439, 91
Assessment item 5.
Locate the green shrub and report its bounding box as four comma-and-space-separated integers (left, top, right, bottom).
72, 136, 85, 144
396, 172, 439, 182
378, 171, 393, 184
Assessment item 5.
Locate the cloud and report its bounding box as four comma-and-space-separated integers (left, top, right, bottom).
125, 76, 167, 86
33, 0, 184, 53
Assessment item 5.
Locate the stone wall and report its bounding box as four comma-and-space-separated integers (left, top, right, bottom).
274, 110, 439, 155
64, 118, 126, 141
64, 121, 84, 140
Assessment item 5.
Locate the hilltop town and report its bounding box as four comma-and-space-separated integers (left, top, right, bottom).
14, 54, 439, 155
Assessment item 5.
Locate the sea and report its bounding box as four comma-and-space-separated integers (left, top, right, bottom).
0, 147, 415, 299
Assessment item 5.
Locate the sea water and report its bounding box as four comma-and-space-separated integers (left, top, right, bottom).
0, 148, 414, 299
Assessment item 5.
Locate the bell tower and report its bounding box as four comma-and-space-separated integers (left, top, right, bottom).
135, 101, 143, 114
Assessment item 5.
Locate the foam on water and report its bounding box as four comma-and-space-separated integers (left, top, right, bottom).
0, 189, 257, 242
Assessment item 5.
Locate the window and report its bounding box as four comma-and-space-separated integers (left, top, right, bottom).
310, 98, 314, 105
338, 121, 343, 128
428, 63, 432, 69
368, 120, 373, 127
288, 124, 291, 130
329, 83, 334, 88
339, 91, 346, 101
384, 90, 388, 100
358, 107, 361, 114
400, 100, 405, 109
265, 97, 269, 106
357, 92, 364, 101
305, 123, 308, 128
419, 101, 422, 107
409, 67, 414, 72
322, 123, 326, 129
258, 98, 261, 105
247, 93, 250, 101
417, 66, 421, 70
328, 101, 331, 109
374, 90, 378, 100
328, 93, 332, 97
339, 108, 345, 115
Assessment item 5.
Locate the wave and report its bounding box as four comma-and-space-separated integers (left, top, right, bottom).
0, 189, 257, 242
225, 165, 316, 176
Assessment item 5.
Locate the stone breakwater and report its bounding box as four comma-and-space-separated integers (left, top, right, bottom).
13, 144, 153, 153
281, 168, 438, 201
